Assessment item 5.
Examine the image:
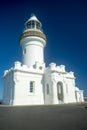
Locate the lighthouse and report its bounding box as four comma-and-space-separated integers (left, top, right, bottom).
3, 14, 84, 105
20, 15, 46, 66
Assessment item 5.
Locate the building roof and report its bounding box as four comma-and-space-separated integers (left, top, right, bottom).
25, 14, 40, 25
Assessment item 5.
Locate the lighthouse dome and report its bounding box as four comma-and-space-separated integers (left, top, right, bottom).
25, 14, 42, 31
28, 14, 40, 22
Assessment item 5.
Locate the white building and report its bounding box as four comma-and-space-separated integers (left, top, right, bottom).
3, 15, 84, 105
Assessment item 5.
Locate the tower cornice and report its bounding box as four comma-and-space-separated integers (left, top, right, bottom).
20, 30, 46, 42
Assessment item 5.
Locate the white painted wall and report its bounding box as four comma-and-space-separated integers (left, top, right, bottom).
3, 62, 84, 105
3, 62, 45, 105
20, 36, 46, 67
44, 63, 84, 105
13, 71, 44, 105
3, 70, 14, 105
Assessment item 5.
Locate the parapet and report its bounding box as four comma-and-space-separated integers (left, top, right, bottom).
49, 63, 65, 73
4, 61, 45, 78
66, 71, 75, 78
14, 61, 21, 68
49, 63, 56, 70
34, 61, 45, 70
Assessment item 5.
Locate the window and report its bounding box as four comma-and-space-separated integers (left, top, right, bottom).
66, 84, 68, 94
47, 84, 49, 94
27, 21, 32, 29
31, 21, 35, 28
57, 83, 63, 94
39, 66, 42, 70
58, 85, 62, 94
30, 81, 35, 93
57, 82, 64, 101
36, 21, 40, 30
23, 48, 26, 54
26, 21, 35, 29
26, 20, 41, 30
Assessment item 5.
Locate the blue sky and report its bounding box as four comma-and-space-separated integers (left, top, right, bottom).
0, 0, 87, 99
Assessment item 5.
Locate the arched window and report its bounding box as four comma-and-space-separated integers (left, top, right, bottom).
57, 82, 64, 101
66, 84, 68, 94
58, 84, 62, 94
47, 84, 49, 94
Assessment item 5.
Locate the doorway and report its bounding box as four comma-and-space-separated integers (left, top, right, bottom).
57, 82, 64, 103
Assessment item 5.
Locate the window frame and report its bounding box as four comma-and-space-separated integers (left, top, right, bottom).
47, 84, 50, 95
29, 81, 35, 93
23, 48, 26, 55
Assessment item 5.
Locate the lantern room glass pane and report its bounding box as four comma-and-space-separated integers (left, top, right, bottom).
26, 20, 41, 30
36, 21, 41, 30
31, 21, 35, 28
27, 22, 31, 29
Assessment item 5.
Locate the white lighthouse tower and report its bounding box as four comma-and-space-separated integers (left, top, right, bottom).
20, 15, 46, 67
